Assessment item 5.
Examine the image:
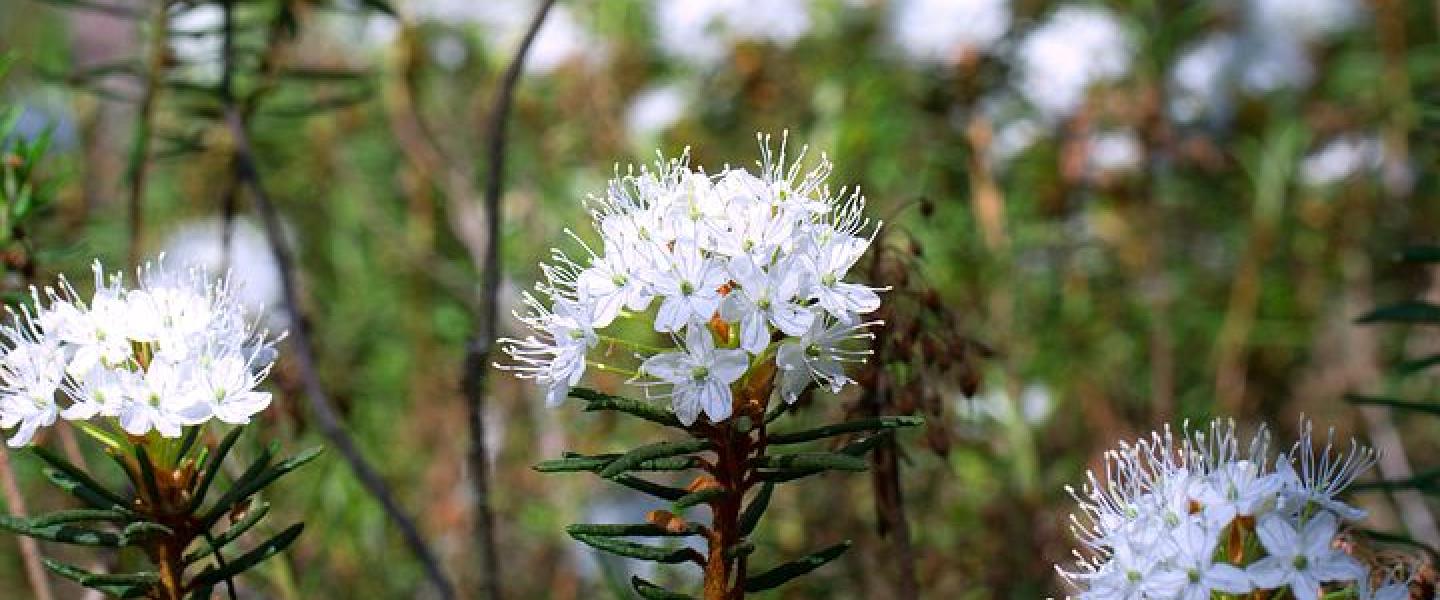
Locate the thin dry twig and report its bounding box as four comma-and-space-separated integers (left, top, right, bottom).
224, 108, 456, 600
464, 3, 556, 598
0, 446, 55, 600
125, 0, 168, 268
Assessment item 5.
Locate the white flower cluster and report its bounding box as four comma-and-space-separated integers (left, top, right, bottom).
0, 259, 282, 446
1061, 419, 1403, 600
499, 135, 882, 426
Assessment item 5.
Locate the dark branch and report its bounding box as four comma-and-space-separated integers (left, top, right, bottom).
465, 1, 556, 599
223, 108, 456, 600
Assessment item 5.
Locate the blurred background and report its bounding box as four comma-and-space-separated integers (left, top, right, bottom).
1, 0, 1439, 597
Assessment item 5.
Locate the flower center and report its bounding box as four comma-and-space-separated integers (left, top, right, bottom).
821, 273, 837, 287
1126, 570, 1141, 583
757, 298, 772, 310
611, 273, 628, 287
1292, 555, 1308, 571
805, 344, 822, 358
679, 281, 695, 296
690, 366, 710, 381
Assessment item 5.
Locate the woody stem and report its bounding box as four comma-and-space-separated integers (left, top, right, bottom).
702, 421, 753, 600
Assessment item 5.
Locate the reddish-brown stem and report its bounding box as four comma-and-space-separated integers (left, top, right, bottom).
698, 410, 765, 600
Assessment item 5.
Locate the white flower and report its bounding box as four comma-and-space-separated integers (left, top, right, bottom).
889, 0, 1011, 65
1059, 419, 1375, 599
1169, 519, 1253, 599
800, 234, 881, 322
502, 134, 881, 422
719, 256, 812, 354
0, 258, 283, 444
1079, 541, 1181, 599
1275, 421, 1376, 521
1247, 512, 1365, 600
650, 241, 728, 333
1014, 5, 1133, 121
625, 85, 688, 141
195, 353, 274, 425
776, 318, 874, 403
1191, 459, 1284, 529
0, 327, 65, 446
639, 327, 748, 426
576, 236, 654, 328
654, 0, 811, 67
160, 218, 286, 328
498, 296, 597, 407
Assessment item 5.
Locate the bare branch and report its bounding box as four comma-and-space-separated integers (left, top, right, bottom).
466, 2, 556, 598
223, 108, 456, 600
0, 446, 56, 600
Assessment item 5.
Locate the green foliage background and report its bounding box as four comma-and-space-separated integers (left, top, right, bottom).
1, 0, 1439, 598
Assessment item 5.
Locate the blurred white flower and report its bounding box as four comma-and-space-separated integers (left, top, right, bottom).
1014, 5, 1133, 121
1085, 130, 1144, 176
1238, 34, 1314, 94
1299, 135, 1384, 187
1170, 33, 1239, 124
161, 218, 285, 327
169, 3, 225, 86
655, 0, 812, 67
413, 0, 597, 75
1248, 0, 1364, 42
889, 0, 1010, 65
625, 84, 689, 141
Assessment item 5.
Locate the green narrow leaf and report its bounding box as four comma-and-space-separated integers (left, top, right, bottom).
187, 583, 215, 600
119, 521, 173, 544
534, 453, 701, 474
743, 541, 851, 592
1398, 246, 1440, 264
739, 482, 774, 536
631, 575, 692, 600
199, 443, 279, 529
837, 432, 893, 457
755, 452, 868, 472
725, 540, 756, 559
0, 514, 122, 546
201, 447, 320, 530
1398, 354, 1440, 376
30, 446, 131, 507
611, 474, 688, 501
189, 426, 245, 512
534, 453, 618, 473
41, 468, 134, 514
185, 502, 271, 565
766, 416, 925, 445
189, 523, 304, 588
571, 388, 683, 428
600, 439, 712, 478
43, 559, 156, 598
133, 445, 162, 502
1345, 394, 1440, 416
359, 0, 396, 16
672, 488, 724, 511
565, 523, 699, 537
29, 509, 129, 526
1356, 301, 1440, 325
176, 426, 202, 462
569, 532, 701, 564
